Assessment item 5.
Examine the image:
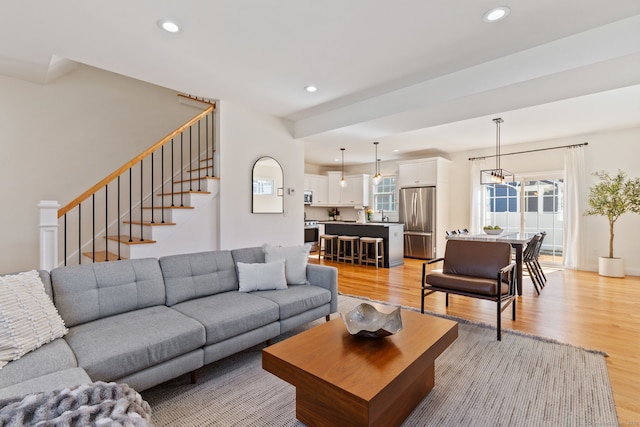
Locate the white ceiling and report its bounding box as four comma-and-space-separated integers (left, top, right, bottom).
3, 1, 640, 166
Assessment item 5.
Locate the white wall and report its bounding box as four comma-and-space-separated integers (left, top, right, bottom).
0, 65, 199, 272
447, 126, 640, 274
218, 100, 304, 250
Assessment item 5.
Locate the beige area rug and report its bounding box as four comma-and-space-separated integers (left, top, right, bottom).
142, 295, 618, 427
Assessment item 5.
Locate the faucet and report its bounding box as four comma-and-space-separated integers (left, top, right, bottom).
380, 210, 389, 222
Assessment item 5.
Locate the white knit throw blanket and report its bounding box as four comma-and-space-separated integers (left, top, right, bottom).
0, 381, 152, 427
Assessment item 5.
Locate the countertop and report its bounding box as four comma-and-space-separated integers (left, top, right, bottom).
320, 221, 403, 228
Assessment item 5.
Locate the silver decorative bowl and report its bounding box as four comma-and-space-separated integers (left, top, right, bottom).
340, 303, 403, 338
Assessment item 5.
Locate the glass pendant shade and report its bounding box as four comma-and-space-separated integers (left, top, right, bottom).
340, 148, 347, 187
372, 142, 382, 185
481, 118, 514, 185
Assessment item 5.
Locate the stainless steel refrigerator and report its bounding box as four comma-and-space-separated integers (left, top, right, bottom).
399, 186, 435, 259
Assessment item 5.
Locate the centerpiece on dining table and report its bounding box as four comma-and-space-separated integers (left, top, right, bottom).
483, 225, 503, 235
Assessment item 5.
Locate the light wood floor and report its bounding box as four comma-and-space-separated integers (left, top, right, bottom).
309, 256, 640, 425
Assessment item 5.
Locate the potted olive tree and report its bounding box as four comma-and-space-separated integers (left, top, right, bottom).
585, 170, 640, 277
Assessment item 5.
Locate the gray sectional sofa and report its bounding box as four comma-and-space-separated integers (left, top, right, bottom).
0, 246, 338, 400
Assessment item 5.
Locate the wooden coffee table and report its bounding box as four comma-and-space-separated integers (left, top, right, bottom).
262, 308, 458, 427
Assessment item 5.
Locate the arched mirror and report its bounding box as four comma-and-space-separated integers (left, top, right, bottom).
252, 156, 284, 213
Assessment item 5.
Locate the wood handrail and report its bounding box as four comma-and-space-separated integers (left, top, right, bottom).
58, 101, 215, 218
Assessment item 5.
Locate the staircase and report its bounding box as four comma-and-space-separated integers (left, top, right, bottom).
56, 95, 218, 266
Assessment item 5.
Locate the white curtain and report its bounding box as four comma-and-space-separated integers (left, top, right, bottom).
470, 158, 487, 234
563, 145, 586, 268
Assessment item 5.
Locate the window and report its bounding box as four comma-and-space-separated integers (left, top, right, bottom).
372, 176, 396, 212
482, 175, 564, 264
252, 179, 274, 195
485, 183, 520, 232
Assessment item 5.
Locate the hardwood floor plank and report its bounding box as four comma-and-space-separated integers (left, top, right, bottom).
310, 257, 640, 425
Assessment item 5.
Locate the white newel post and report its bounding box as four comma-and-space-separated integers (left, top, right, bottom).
39, 200, 60, 271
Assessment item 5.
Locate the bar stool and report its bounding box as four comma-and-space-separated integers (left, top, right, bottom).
337, 235, 360, 264
318, 234, 338, 261
359, 237, 384, 269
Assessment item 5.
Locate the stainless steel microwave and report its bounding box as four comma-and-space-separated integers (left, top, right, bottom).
304, 191, 312, 205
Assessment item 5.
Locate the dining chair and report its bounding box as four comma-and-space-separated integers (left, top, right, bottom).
523, 233, 544, 294
534, 231, 547, 285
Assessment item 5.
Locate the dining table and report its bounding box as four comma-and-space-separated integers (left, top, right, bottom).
445, 232, 536, 295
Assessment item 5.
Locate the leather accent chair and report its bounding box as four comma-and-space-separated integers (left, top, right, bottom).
421, 239, 517, 340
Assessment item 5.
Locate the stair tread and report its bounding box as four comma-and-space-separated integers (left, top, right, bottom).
123, 220, 177, 226
141, 206, 195, 210
83, 251, 127, 262
173, 176, 218, 184
106, 235, 157, 244
158, 190, 212, 196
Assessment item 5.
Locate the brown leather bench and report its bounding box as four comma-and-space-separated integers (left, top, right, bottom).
421, 239, 517, 340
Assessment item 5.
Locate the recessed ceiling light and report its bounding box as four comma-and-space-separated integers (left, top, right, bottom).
158, 20, 181, 33
304, 85, 318, 93
483, 6, 510, 22
393, 149, 400, 152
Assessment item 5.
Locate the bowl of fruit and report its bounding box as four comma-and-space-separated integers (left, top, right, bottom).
483, 225, 503, 235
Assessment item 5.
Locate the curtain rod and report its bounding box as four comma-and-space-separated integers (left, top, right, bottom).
468, 142, 588, 161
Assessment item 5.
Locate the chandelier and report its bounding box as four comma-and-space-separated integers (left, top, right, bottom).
480, 117, 514, 185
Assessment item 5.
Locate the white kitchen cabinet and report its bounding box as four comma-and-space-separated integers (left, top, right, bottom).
304, 173, 328, 205
326, 172, 369, 206
397, 159, 437, 187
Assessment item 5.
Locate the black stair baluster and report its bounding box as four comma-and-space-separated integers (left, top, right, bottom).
117, 176, 121, 260
78, 204, 81, 264
92, 194, 95, 262
63, 214, 67, 266
171, 138, 175, 207
205, 114, 209, 177
140, 159, 144, 241
189, 126, 193, 191
129, 168, 133, 243
105, 184, 108, 261
180, 133, 184, 207
151, 152, 155, 223
161, 145, 165, 223
198, 120, 201, 191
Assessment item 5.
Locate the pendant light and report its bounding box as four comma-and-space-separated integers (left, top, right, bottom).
340, 148, 347, 187
480, 118, 514, 185
372, 142, 382, 185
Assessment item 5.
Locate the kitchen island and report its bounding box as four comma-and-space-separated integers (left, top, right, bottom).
323, 221, 404, 268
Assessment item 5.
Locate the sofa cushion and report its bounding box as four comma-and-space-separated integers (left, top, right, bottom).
237, 260, 287, 292
51, 258, 165, 328
64, 306, 205, 382
171, 291, 279, 345
0, 338, 77, 389
160, 251, 238, 306
230, 247, 265, 264
263, 244, 311, 285
0, 367, 91, 400
0, 270, 68, 368
253, 285, 332, 319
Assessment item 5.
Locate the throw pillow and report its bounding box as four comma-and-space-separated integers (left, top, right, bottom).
237, 260, 287, 292
263, 244, 311, 285
0, 270, 68, 368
